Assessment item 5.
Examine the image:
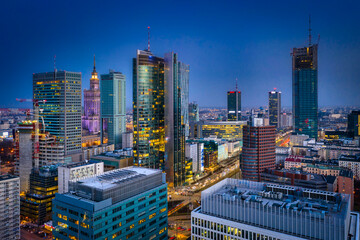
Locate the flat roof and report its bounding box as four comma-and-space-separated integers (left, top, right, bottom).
0, 174, 19, 181
74, 167, 160, 191
60, 161, 95, 169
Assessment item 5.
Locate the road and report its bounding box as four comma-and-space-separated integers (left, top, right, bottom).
21, 229, 49, 240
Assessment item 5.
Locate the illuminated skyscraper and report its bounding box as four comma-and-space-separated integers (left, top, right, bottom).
292, 19, 318, 139
100, 71, 126, 148
133, 50, 165, 170
164, 52, 189, 187
348, 110, 360, 138
33, 71, 82, 159
133, 48, 189, 187
83, 56, 101, 134
227, 80, 241, 121
189, 102, 199, 123
268, 90, 281, 128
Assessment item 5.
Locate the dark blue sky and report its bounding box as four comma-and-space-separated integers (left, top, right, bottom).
1, 0, 360, 108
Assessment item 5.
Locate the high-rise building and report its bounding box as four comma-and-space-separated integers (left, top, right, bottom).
14, 121, 65, 193
100, 71, 126, 148
347, 110, 360, 138
269, 90, 281, 127
0, 175, 20, 240
164, 52, 189, 187
242, 125, 276, 181
133, 49, 165, 170
83, 56, 101, 134
192, 178, 359, 240
189, 102, 199, 123
57, 161, 104, 194
20, 165, 59, 225
33, 71, 82, 159
292, 22, 318, 139
227, 90, 241, 121
52, 167, 168, 240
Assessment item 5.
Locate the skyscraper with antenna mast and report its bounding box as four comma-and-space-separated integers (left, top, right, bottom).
227, 78, 241, 121
292, 15, 318, 139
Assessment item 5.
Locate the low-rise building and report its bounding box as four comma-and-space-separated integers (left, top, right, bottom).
90, 152, 133, 171
339, 154, 360, 179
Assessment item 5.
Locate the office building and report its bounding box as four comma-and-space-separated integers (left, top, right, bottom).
197, 121, 246, 141
20, 165, 59, 225
100, 71, 126, 148
292, 26, 318, 139
33, 71, 82, 159
280, 112, 293, 128
242, 125, 276, 181
348, 110, 360, 138
185, 142, 204, 173
192, 178, 359, 240
227, 90, 241, 121
90, 152, 133, 171
164, 52, 189, 187
269, 90, 281, 128
122, 132, 133, 148
58, 161, 104, 194
133, 49, 189, 187
83, 56, 101, 134
53, 167, 168, 240
189, 102, 199, 123
133, 50, 165, 170
14, 121, 65, 193
0, 175, 20, 240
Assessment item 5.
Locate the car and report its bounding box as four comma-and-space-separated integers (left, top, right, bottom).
177, 227, 182, 230
170, 237, 175, 239
187, 228, 191, 231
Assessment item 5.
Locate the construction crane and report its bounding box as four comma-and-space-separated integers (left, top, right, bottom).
16, 98, 46, 168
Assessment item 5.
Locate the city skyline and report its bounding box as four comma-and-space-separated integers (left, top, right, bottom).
1, 1, 360, 109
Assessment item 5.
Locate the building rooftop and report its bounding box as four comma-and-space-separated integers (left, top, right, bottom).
0, 174, 19, 182
60, 161, 95, 169
339, 154, 360, 162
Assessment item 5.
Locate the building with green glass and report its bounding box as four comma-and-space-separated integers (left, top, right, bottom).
33, 71, 82, 159
133, 50, 165, 170
52, 167, 168, 240
292, 43, 318, 139
100, 71, 126, 148
227, 91, 241, 121
133, 50, 189, 187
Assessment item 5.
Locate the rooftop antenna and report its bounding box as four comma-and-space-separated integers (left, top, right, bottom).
235, 78, 238, 92
54, 55, 57, 80
308, 15, 312, 46
147, 26, 150, 51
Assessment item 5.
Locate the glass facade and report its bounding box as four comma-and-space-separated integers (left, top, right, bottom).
227, 91, 241, 121
347, 110, 360, 138
33, 71, 82, 155
269, 90, 281, 128
133, 50, 165, 170
292, 44, 318, 139
100, 71, 126, 148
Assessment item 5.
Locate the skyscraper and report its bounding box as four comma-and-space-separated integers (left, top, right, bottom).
133, 49, 165, 170
268, 90, 281, 127
100, 71, 126, 148
133, 48, 189, 187
292, 19, 318, 139
83, 56, 101, 134
33, 71, 82, 160
164, 52, 189, 187
189, 102, 199, 123
227, 80, 241, 121
242, 125, 276, 181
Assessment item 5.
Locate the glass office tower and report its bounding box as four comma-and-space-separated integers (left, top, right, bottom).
133, 50, 165, 170
33, 71, 82, 157
292, 43, 318, 139
100, 71, 126, 148
164, 52, 189, 187
269, 90, 281, 128
227, 91, 241, 121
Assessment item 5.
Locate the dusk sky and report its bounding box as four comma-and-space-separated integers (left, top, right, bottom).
1, 0, 360, 108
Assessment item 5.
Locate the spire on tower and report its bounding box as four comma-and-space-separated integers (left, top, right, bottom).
308, 14, 312, 46
93, 54, 96, 73
147, 26, 150, 51
235, 78, 238, 92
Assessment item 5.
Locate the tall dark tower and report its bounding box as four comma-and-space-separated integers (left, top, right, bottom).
269, 89, 281, 128
227, 78, 241, 121
292, 16, 318, 139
